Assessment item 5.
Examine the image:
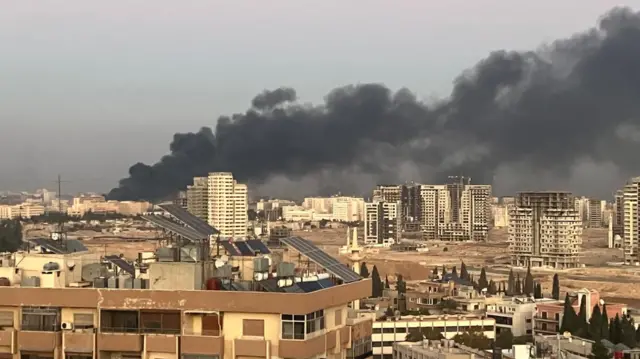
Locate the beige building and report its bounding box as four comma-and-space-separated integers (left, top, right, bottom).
187, 176, 209, 222
491, 204, 511, 228
364, 201, 401, 246
508, 192, 582, 268
207, 172, 248, 239
393, 341, 481, 359
0, 203, 45, 219
623, 177, 640, 264
302, 197, 332, 214
331, 197, 365, 222
419, 182, 491, 241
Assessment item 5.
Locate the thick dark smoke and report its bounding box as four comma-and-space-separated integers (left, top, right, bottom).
108, 7, 640, 201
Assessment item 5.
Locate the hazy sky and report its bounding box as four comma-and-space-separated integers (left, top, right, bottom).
1, 0, 638, 194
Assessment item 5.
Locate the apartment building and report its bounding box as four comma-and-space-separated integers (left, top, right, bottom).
486, 297, 561, 337
331, 197, 365, 222
187, 177, 209, 222
623, 177, 640, 264
508, 192, 582, 269
587, 199, 605, 228
0, 228, 372, 359
613, 190, 624, 238
364, 201, 401, 246
393, 340, 482, 359
533, 289, 626, 335
207, 172, 248, 239
372, 315, 495, 359
0, 203, 45, 219
419, 181, 491, 241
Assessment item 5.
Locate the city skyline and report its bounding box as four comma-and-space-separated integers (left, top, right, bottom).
3, 2, 640, 198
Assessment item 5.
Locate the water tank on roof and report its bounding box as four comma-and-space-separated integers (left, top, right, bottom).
253, 257, 269, 272
43, 262, 60, 271
23, 276, 40, 287
277, 262, 295, 277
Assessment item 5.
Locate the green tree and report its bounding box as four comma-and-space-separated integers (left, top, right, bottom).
406, 327, 444, 342
488, 280, 497, 295
552, 273, 560, 300
371, 265, 383, 297
610, 314, 622, 344
620, 315, 636, 348
432, 266, 439, 278
534, 282, 543, 299
0, 219, 23, 252
384, 275, 390, 289
589, 305, 603, 340
453, 329, 492, 350
515, 274, 522, 295
524, 266, 534, 295
360, 262, 370, 278
591, 339, 610, 359
601, 304, 610, 340
507, 269, 515, 295
560, 293, 577, 334
460, 261, 469, 280
396, 274, 407, 295
478, 267, 489, 290
635, 326, 640, 344
442, 265, 447, 275
576, 295, 589, 338
452, 266, 458, 278
495, 329, 514, 349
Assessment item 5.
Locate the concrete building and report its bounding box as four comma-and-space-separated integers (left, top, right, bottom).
613, 190, 625, 238
419, 180, 491, 241
187, 176, 209, 222
207, 172, 248, 239
331, 197, 365, 222
0, 233, 373, 359
372, 315, 495, 359
587, 199, 605, 228
282, 206, 316, 222
491, 204, 511, 228
508, 192, 582, 269
486, 297, 560, 337
0, 203, 45, 219
623, 177, 640, 264
533, 289, 626, 335
364, 201, 401, 246
393, 340, 483, 359
302, 197, 332, 214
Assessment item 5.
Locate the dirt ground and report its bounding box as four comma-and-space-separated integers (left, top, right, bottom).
297, 227, 640, 308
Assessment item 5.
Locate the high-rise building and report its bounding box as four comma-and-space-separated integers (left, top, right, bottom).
173, 190, 188, 209
587, 198, 605, 228
614, 190, 625, 238
373, 185, 408, 218
187, 177, 209, 222
623, 177, 640, 264
508, 192, 582, 269
418, 179, 491, 241
364, 201, 401, 245
207, 172, 248, 239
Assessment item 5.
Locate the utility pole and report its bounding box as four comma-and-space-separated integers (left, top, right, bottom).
53, 175, 71, 250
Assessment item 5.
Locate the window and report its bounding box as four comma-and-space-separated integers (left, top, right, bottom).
73, 313, 94, 329
182, 356, 219, 359
281, 310, 325, 340
334, 310, 343, 327
22, 307, 60, 332
242, 319, 264, 337
0, 311, 13, 328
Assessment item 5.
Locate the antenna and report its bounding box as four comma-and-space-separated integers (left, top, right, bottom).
52, 175, 71, 251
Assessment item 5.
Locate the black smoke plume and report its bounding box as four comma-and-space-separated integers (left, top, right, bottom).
108, 7, 640, 201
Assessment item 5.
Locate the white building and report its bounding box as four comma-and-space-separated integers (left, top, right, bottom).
331, 197, 365, 222
485, 297, 559, 337
509, 192, 582, 269
372, 315, 495, 358
365, 201, 401, 246
207, 172, 248, 239
623, 177, 640, 264
419, 182, 491, 241
491, 204, 511, 228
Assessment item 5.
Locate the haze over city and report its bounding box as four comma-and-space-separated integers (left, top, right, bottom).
3, 1, 640, 199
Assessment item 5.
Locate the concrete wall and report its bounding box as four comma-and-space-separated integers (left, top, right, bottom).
148, 262, 216, 290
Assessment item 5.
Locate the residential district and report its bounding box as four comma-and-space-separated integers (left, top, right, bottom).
2, 173, 640, 359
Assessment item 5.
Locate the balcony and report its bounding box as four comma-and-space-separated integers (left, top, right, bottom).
279, 334, 327, 359
18, 331, 61, 352
181, 334, 224, 356
98, 331, 143, 352
0, 330, 14, 352
145, 334, 177, 353
63, 331, 95, 353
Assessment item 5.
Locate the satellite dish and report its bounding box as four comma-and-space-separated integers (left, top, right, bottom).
215, 259, 225, 268
563, 331, 572, 339
66, 260, 76, 270
220, 255, 229, 262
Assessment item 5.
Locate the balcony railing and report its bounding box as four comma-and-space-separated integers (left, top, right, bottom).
183, 329, 221, 336
100, 327, 180, 335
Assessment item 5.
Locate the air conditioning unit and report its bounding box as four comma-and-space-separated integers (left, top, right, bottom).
61, 322, 74, 330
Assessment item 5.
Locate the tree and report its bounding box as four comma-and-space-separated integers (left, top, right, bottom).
560, 293, 577, 334
601, 304, 610, 340
396, 274, 407, 295
515, 274, 522, 295
478, 267, 489, 290
495, 329, 514, 349
384, 275, 390, 289
0, 219, 23, 252
620, 315, 636, 348
442, 265, 447, 275
576, 295, 589, 338
552, 273, 560, 300
591, 339, 610, 359
453, 329, 492, 350
524, 266, 534, 296
610, 314, 622, 344
360, 262, 370, 278
534, 283, 543, 299
507, 269, 515, 295
406, 327, 443, 342
452, 266, 458, 278
432, 266, 439, 278
461, 261, 469, 280
589, 305, 603, 340
371, 265, 383, 297
635, 325, 640, 344
488, 280, 497, 295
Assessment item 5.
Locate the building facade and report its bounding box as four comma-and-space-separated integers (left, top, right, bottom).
508, 192, 582, 269
623, 177, 640, 264
187, 177, 209, 222
419, 181, 491, 241
364, 201, 401, 246
207, 172, 248, 239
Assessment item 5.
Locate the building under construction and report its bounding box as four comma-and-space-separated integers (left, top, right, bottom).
508, 191, 582, 269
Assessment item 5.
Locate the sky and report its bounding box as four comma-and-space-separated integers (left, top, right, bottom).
1, 0, 639, 194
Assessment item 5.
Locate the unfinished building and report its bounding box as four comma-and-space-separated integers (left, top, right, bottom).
508, 192, 582, 269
